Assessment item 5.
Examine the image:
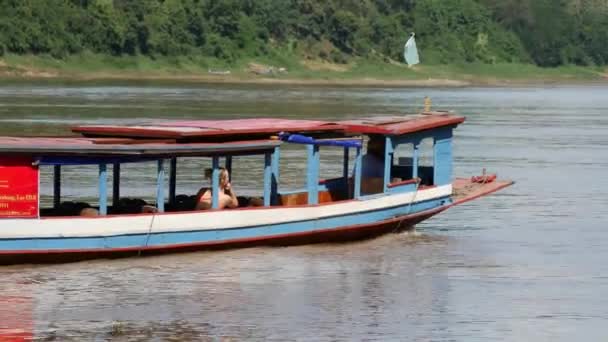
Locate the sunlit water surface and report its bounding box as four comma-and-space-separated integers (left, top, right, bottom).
0, 83, 607, 341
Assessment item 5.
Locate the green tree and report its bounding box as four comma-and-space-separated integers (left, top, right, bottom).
0, 0, 606, 67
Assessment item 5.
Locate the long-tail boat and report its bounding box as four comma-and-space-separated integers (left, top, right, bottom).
0, 113, 512, 264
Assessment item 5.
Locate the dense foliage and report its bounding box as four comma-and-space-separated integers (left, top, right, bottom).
0, 0, 607, 67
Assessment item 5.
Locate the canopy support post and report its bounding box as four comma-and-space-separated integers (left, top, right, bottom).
169, 157, 177, 206
113, 163, 120, 207
413, 141, 420, 179
306, 145, 320, 205
156, 160, 165, 213
53, 165, 61, 209
342, 147, 349, 191
271, 146, 280, 205
211, 156, 220, 209
354, 147, 362, 199
263, 152, 272, 206
99, 164, 108, 215
383, 136, 393, 193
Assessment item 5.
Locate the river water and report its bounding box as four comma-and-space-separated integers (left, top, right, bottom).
0, 83, 606, 341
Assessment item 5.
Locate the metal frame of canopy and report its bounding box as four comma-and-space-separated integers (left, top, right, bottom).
34, 146, 281, 216
277, 133, 364, 204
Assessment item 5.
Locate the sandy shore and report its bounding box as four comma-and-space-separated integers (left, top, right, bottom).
1, 60, 606, 87
0, 66, 472, 87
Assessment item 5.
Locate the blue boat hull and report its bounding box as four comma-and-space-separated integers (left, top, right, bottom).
0, 197, 450, 265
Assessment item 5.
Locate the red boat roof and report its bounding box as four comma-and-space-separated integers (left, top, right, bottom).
156, 118, 336, 131
72, 118, 343, 139
71, 113, 465, 140
339, 113, 466, 135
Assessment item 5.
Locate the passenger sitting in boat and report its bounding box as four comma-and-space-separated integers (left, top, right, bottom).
361, 135, 386, 194
115, 198, 158, 214
80, 207, 99, 216
237, 196, 264, 207
195, 167, 239, 210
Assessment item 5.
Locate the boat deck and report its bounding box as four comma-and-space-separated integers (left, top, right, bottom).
452, 177, 514, 206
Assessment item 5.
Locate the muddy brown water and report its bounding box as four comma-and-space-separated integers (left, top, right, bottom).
0, 83, 607, 341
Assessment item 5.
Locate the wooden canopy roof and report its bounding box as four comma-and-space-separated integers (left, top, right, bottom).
71, 113, 465, 140
338, 113, 465, 135
0, 113, 464, 156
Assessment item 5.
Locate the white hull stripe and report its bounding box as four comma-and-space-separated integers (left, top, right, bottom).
0, 185, 451, 239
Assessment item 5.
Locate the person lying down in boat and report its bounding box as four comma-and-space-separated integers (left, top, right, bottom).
195, 167, 239, 210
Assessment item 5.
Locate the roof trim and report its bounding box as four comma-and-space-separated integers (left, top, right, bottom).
0, 138, 281, 156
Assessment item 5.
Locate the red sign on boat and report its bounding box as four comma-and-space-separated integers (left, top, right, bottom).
0, 157, 39, 218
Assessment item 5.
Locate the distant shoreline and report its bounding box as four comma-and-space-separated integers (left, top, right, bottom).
1, 55, 606, 88
3, 74, 607, 88
0, 74, 472, 87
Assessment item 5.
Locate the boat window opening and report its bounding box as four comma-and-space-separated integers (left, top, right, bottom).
316, 146, 354, 203
169, 156, 210, 212
277, 143, 310, 206
418, 137, 435, 186
37, 150, 283, 217
392, 142, 415, 182
359, 135, 386, 196
225, 154, 268, 208
278, 141, 359, 206
109, 161, 163, 215
169, 152, 281, 211
39, 161, 164, 217
278, 143, 307, 191
39, 164, 101, 217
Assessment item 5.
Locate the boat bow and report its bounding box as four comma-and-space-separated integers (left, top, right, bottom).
451, 177, 514, 206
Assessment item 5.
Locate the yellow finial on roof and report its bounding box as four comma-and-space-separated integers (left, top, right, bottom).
424, 96, 432, 112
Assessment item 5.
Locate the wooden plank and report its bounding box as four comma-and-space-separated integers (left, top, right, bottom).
452, 178, 514, 206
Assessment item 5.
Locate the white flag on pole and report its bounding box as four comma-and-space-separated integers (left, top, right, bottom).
404, 33, 419, 66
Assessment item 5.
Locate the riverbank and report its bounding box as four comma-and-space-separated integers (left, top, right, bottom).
1, 54, 606, 87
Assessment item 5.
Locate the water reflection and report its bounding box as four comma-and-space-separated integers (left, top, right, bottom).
0, 295, 33, 341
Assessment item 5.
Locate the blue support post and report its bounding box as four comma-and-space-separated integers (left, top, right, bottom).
271, 146, 280, 205
433, 127, 454, 186
98, 164, 108, 215
156, 160, 165, 213
53, 165, 61, 209
383, 136, 393, 193
169, 157, 177, 206
342, 147, 349, 187
306, 144, 320, 205
113, 163, 120, 207
354, 146, 362, 199
211, 156, 220, 209
263, 152, 272, 206
413, 141, 420, 179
